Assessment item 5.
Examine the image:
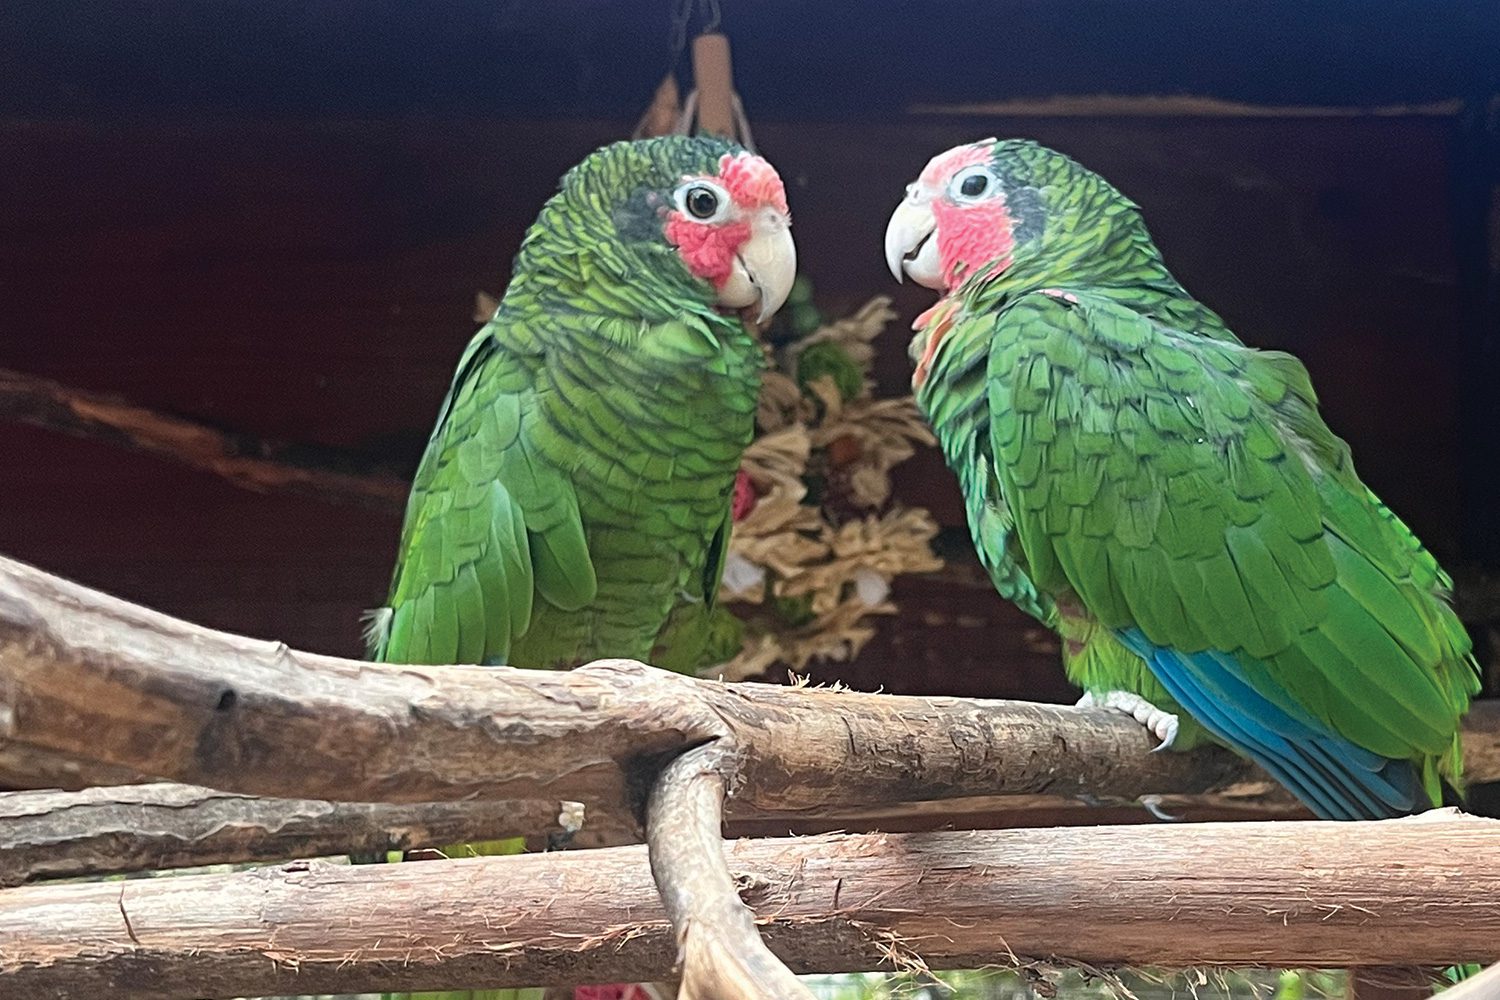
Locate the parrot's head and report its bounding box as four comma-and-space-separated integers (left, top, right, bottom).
531, 135, 796, 327
884, 138, 1138, 384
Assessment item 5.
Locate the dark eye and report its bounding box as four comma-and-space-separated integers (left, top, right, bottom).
686, 186, 719, 219
960, 173, 989, 197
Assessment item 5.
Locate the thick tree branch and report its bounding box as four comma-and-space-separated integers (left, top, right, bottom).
0, 552, 1277, 810
0, 741, 147, 792
0, 551, 1494, 814
0, 366, 407, 512
0, 814, 1495, 999
3, 555, 1498, 994
2, 553, 1497, 811
647, 743, 814, 1000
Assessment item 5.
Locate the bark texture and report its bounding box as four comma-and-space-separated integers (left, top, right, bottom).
0, 783, 618, 887
0, 814, 1494, 1000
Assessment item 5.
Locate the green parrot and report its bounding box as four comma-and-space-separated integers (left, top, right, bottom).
363, 135, 794, 1000
884, 138, 1478, 823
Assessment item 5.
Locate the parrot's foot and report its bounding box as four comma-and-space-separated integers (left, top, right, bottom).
1087, 689, 1180, 751
1139, 794, 1183, 822
546, 800, 587, 852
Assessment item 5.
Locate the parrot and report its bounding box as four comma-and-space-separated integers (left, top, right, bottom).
361, 134, 795, 1000
883, 137, 1479, 825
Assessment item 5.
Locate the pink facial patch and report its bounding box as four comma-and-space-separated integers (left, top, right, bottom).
932, 195, 1014, 288
918, 143, 991, 190
717, 152, 789, 214
664, 212, 750, 288
663, 153, 787, 289
915, 141, 1015, 289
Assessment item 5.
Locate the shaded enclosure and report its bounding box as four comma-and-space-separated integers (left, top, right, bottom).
3, 0, 1498, 701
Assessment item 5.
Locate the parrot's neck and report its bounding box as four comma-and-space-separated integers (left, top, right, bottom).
946, 206, 1241, 347
973, 218, 1177, 305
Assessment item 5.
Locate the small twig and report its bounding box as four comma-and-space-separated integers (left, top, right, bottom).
0, 366, 407, 512
0, 781, 1318, 888
647, 742, 816, 1000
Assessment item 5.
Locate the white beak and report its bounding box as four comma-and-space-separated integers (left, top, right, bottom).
716, 212, 797, 324
884, 196, 944, 290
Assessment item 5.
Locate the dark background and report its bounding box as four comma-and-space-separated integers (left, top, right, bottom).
3, 1, 1498, 712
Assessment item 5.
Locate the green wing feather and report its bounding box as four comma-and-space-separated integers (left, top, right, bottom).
920, 306, 1056, 626
371, 321, 596, 666
986, 291, 1476, 784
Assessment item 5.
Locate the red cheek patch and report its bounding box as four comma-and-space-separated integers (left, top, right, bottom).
664, 213, 750, 288
933, 196, 1014, 288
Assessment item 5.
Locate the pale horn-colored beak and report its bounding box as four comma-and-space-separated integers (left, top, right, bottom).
884, 197, 943, 290
717, 214, 797, 324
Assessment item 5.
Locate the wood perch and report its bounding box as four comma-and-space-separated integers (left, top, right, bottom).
0, 366, 407, 512
647, 743, 814, 1000
0, 783, 1327, 890
1, 553, 1497, 811
0, 783, 623, 888
1, 813, 1495, 999
2, 555, 1499, 996
0, 552, 1283, 809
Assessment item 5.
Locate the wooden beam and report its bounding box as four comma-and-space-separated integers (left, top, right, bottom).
906, 94, 1465, 119
0, 366, 407, 513
0, 814, 1494, 999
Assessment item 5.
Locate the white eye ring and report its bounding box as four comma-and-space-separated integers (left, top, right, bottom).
673, 180, 733, 223
949, 165, 998, 203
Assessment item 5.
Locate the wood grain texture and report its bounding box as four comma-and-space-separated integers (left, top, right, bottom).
0, 784, 608, 887
1, 815, 1495, 999
0, 782, 1324, 889
0, 552, 1301, 813
1, 554, 1497, 814
646, 742, 815, 1000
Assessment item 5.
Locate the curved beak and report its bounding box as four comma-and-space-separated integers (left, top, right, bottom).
717, 213, 797, 324
884, 196, 943, 290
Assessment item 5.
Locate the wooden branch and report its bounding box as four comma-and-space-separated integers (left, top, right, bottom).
0, 782, 1320, 890
647, 743, 814, 1000
0, 551, 1285, 812
1, 814, 1495, 999
0, 366, 407, 512
3, 553, 1498, 810
0, 783, 629, 888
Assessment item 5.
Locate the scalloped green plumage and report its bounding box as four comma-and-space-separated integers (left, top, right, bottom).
366, 135, 773, 1000
912, 140, 1478, 818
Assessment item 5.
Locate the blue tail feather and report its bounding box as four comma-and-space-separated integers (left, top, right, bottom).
1116, 628, 1422, 820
